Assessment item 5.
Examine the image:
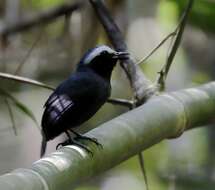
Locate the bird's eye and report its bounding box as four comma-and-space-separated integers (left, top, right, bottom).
101, 51, 108, 55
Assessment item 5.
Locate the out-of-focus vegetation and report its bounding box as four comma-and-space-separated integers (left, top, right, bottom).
22, 0, 64, 9
177, 0, 215, 33
0, 0, 215, 189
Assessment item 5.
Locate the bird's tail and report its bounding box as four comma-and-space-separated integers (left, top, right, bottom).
40, 132, 47, 158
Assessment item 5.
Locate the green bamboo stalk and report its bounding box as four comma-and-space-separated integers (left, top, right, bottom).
1, 82, 215, 190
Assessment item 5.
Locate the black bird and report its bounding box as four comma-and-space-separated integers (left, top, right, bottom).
40, 45, 129, 157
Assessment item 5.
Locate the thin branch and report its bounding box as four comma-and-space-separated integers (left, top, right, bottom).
138, 152, 149, 190
0, 2, 83, 38
0, 72, 54, 90
0, 72, 137, 109
0, 72, 136, 109
107, 98, 135, 109
157, 0, 194, 91
165, 0, 193, 77
136, 32, 177, 65
4, 98, 17, 136
136, 5, 190, 66
89, 0, 126, 51
14, 29, 43, 75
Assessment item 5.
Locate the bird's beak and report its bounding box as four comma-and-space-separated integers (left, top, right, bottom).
113, 51, 129, 60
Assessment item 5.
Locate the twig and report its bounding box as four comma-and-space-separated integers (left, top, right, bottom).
168, 175, 176, 190
0, 2, 83, 38
107, 98, 135, 108
136, 31, 177, 65
136, 5, 189, 66
138, 152, 149, 190
14, 29, 43, 75
0, 72, 135, 109
0, 72, 137, 109
157, 0, 194, 91
0, 72, 54, 90
4, 98, 17, 136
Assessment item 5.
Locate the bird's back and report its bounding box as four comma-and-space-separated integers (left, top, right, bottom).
41, 69, 111, 141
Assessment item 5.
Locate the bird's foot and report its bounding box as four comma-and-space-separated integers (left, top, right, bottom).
70, 129, 103, 148
56, 139, 71, 149
56, 138, 93, 155
74, 134, 103, 148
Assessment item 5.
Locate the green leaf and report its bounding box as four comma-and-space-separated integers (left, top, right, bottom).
4, 98, 18, 136
22, 0, 64, 9
175, 0, 215, 33
0, 88, 40, 130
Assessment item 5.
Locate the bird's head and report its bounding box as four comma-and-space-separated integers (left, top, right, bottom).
77, 45, 129, 79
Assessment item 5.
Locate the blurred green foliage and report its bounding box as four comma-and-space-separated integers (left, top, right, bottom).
158, 0, 215, 34
22, 0, 65, 9
0, 88, 39, 128
158, 0, 179, 29
175, 0, 215, 33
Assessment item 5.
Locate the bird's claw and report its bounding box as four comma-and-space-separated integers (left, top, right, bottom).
56, 139, 71, 149
56, 143, 63, 150
56, 138, 93, 156
74, 135, 103, 149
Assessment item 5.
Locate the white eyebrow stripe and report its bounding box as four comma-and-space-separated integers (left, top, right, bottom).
84, 46, 115, 64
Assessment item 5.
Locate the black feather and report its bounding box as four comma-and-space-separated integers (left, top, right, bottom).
40, 132, 47, 157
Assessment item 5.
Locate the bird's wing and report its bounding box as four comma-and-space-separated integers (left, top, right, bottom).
42, 76, 97, 125
42, 73, 108, 129
42, 93, 74, 126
